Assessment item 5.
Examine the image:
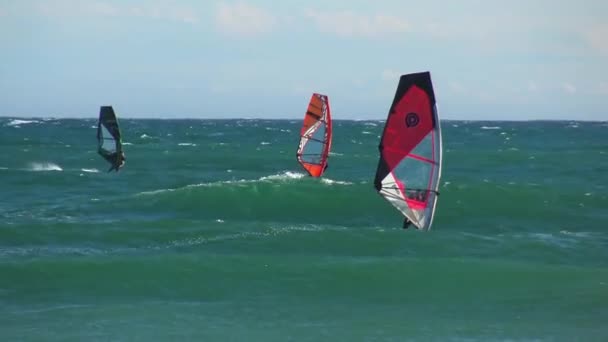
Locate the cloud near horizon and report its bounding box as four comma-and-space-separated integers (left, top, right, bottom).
215, 2, 276, 37
32, 0, 198, 24
304, 9, 409, 38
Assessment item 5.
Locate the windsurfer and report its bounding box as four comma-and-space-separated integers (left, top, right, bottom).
107, 151, 126, 172
403, 219, 412, 229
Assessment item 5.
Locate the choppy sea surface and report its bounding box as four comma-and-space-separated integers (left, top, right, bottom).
1, 117, 607, 341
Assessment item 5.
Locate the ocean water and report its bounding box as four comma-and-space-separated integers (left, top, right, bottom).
1, 117, 607, 341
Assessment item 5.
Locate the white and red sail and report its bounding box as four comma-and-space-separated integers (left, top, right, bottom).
374, 72, 443, 230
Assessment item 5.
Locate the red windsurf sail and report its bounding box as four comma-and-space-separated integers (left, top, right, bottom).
374, 72, 443, 230
296, 93, 332, 177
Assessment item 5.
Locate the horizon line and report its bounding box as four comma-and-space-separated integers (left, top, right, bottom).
1, 115, 605, 123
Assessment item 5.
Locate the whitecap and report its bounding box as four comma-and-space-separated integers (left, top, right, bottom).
259, 171, 306, 181
6, 119, 39, 127
28, 162, 62, 172
481, 126, 501, 130
178, 143, 196, 146
81, 168, 99, 173
321, 178, 352, 185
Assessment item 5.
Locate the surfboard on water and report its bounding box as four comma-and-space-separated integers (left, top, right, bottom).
374, 72, 443, 230
97, 106, 125, 171
296, 93, 333, 177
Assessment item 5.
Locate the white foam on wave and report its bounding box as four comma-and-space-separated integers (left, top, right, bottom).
259, 171, 305, 181
140, 134, 153, 139
6, 119, 39, 127
28, 162, 62, 172
362, 131, 372, 135
122, 142, 133, 146
260, 141, 271, 145
363, 122, 378, 127
481, 126, 501, 130
159, 224, 338, 249
329, 152, 343, 156
321, 178, 352, 185
178, 142, 197, 146
136, 171, 308, 196
81, 168, 99, 173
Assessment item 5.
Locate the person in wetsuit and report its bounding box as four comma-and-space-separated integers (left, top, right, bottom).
99, 149, 126, 172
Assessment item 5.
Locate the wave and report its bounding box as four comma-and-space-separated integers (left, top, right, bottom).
129, 171, 368, 225
321, 178, 353, 185
481, 126, 501, 130
27, 162, 62, 172
6, 119, 39, 127
178, 143, 196, 146
81, 168, 99, 173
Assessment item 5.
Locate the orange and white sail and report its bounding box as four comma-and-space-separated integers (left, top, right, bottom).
296, 93, 332, 177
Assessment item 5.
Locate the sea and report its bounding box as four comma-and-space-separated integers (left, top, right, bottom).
1, 117, 607, 341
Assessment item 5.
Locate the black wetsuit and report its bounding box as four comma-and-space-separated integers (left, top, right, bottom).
403, 219, 412, 229
100, 150, 125, 172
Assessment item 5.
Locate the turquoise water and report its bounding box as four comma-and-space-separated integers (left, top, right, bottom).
1, 117, 607, 341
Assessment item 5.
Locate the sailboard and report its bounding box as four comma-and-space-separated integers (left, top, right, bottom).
96, 106, 125, 170
296, 93, 332, 177
374, 72, 443, 230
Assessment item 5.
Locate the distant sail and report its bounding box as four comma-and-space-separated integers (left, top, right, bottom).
374, 72, 443, 230
296, 93, 333, 177
97, 106, 124, 169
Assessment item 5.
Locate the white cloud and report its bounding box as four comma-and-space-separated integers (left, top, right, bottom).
527, 80, 539, 92
129, 5, 198, 24
448, 82, 468, 94
305, 9, 409, 38
381, 69, 401, 82
33, 0, 198, 24
215, 2, 276, 37
560, 82, 577, 94
35, 0, 118, 17
582, 24, 608, 56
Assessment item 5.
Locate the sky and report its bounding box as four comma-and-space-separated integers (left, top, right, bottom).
1, 0, 607, 120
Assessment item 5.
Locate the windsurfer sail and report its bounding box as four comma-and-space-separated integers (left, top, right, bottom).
374, 72, 443, 230
296, 93, 333, 177
97, 106, 126, 172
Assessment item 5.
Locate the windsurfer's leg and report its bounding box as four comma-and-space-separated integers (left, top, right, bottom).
402, 219, 411, 229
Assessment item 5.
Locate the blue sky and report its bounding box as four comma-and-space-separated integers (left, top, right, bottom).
1, 0, 607, 120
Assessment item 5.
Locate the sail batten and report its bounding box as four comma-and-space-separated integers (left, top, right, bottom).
374, 72, 443, 230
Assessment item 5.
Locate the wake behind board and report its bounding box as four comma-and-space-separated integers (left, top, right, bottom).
374, 72, 443, 230
296, 93, 333, 177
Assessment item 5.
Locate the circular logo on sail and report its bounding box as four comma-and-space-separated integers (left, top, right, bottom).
405, 113, 419, 127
